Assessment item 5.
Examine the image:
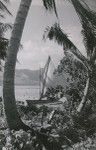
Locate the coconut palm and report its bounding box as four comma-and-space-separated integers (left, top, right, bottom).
44, 0, 96, 113
3, 0, 58, 131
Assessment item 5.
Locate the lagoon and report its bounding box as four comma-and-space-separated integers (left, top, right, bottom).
0, 86, 40, 102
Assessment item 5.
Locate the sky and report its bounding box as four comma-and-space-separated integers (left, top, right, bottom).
4, 0, 92, 70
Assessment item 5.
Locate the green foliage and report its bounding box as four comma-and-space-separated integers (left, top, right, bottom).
0, 23, 12, 61
44, 23, 90, 71
54, 54, 87, 110
0, 37, 8, 60
0, 1, 11, 64
42, 0, 58, 17
45, 85, 64, 101
55, 53, 87, 76
1, 101, 96, 150
2, 0, 96, 149
44, 23, 77, 50
70, 0, 96, 59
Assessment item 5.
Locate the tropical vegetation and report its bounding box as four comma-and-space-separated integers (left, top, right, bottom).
45, 0, 96, 113
0, 0, 11, 69
1, 0, 96, 150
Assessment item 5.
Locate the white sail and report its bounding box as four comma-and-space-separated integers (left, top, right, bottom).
39, 56, 51, 99
39, 56, 68, 99
46, 60, 55, 86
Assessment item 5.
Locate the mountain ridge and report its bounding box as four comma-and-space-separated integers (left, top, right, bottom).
0, 69, 42, 86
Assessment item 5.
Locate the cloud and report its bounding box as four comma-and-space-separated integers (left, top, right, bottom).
9, 1, 86, 70
17, 39, 64, 70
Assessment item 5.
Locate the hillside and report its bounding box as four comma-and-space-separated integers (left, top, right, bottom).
0, 68, 70, 87
0, 69, 41, 86
15, 69, 40, 86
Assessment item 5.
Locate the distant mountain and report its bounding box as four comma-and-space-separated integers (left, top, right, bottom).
0, 69, 43, 86
15, 69, 41, 86
0, 68, 70, 87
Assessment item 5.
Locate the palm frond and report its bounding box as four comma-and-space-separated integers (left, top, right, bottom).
0, 22, 11, 60
81, 22, 96, 59
44, 23, 91, 71
0, 37, 8, 60
70, 0, 96, 60
0, 0, 11, 17
0, 23, 12, 37
42, 0, 58, 17
71, 0, 96, 27
44, 23, 77, 49
0, 1, 11, 62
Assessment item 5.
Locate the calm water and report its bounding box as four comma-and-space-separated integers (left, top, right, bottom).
0, 86, 40, 101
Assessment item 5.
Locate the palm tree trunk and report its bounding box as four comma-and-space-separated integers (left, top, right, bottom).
77, 77, 90, 113
3, 0, 32, 130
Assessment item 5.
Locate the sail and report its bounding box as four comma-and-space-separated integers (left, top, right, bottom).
39, 56, 68, 100
45, 59, 55, 88
39, 56, 56, 99
39, 56, 51, 99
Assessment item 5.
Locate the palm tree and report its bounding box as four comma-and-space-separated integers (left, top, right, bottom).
44, 0, 96, 113
3, 0, 58, 131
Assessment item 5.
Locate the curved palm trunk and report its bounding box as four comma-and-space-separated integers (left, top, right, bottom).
77, 77, 90, 113
3, 0, 32, 130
